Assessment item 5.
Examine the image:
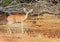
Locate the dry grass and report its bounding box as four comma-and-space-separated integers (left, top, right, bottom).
0, 13, 60, 42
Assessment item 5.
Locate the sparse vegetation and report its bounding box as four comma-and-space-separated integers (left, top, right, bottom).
0, 0, 60, 42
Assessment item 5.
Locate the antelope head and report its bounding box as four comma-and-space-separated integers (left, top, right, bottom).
23, 8, 33, 20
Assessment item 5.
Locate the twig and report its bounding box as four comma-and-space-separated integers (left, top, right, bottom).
8, 1, 16, 6
2, 0, 14, 7
4, 4, 20, 8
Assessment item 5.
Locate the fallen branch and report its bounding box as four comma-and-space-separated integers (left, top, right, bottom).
4, 4, 20, 8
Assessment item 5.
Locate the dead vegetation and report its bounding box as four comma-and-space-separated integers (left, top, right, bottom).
0, 13, 60, 39
0, 0, 60, 42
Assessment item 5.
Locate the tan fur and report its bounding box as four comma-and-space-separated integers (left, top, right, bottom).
7, 13, 25, 24
6, 8, 33, 34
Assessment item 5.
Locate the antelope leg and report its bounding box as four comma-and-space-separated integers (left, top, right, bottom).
8, 27, 11, 34
21, 21, 24, 34
6, 24, 12, 34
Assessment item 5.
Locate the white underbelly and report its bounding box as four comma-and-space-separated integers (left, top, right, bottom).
15, 20, 21, 23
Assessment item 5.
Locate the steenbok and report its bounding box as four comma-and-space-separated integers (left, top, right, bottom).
7, 8, 33, 34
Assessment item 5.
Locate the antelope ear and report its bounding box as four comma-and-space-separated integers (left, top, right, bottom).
23, 8, 27, 13
28, 9, 33, 13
